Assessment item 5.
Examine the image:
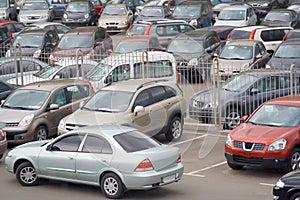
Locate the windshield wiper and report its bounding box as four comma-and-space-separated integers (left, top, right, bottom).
95, 108, 113, 112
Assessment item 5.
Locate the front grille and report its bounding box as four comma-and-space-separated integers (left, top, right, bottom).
233, 155, 263, 165
234, 141, 266, 151
106, 22, 119, 25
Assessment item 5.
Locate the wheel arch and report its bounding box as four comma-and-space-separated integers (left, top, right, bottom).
13, 158, 36, 174
99, 169, 128, 191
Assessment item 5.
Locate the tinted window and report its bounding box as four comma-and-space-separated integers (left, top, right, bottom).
133, 89, 151, 108
229, 30, 251, 40
156, 25, 179, 36
0, 82, 9, 93
260, 29, 287, 42
113, 130, 160, 153
82, 135, 112, 154
51, 134, 84, 152
149, 86, 167, 103
134, 60, 173, 78
49, 89, 67, 106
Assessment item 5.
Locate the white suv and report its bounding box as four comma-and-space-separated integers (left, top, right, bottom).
226, 25, 293, 51
58, 79, 186, 142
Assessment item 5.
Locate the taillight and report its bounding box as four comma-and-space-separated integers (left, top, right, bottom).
249, 30, 256, 39
134, 158, 154, 172
282, 30, 290, 42
144, 25, 151, 35
0, 130, 6, 141
177, 152, 181, 163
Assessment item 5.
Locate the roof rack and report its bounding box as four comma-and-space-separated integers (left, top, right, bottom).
135, 79, 169, 91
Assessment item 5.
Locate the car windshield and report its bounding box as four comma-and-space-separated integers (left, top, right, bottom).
229, 30, 251, 40
0, 1, 8, 8
172, 6, 200, 17
86, 63, 113, 81
115, 41, 148, 53
34, 65, 62, 78
274, 44, 300, 58
264, 12, 290, 22
219, 45, 253, 60
140, 7, 163, 17
2, 89, 50, 110
167, 38, 204, 54
222, 73, 259, 92
144, 0, 160, 6
127, 24, 147, 36
247, 104, 300, 127
102, 7, 127, 15
58, 34, 93, 48
218, 10, 245, 20
286, 31, 300, 40
13, 34, 44, 48
22, 2, 48, 10
83, 90, 133, 112
114, 130, 161, 153
66, 2, 89, 12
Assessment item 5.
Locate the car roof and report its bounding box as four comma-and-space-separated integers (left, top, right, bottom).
135, 18, 190, 25
265, 95, 300, 107
0, 20, 23, 25
21, 79, 89, 91
177, 29, 217, 39
18, 28, 49, 34
121, 35, 157, 41
67, 26, 101, 34
226, 39, 262, 46
221, 4, 251, 10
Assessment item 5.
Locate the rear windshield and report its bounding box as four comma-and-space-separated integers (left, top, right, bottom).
229, 30, 251, 40
134, 60, 173, 79
114, 130, 161, 153
127, 24, 147, 36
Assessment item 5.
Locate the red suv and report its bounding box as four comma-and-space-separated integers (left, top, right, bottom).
225, 95, 300, 172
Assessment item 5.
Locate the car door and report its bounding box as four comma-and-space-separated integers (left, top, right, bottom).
38, 133, 84, 179
250, 42, 271, 69
76, 134, 113, 183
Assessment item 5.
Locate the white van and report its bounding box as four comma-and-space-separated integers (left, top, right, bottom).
86, 51, 178, 91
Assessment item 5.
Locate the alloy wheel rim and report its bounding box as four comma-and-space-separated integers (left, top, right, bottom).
227, 111, 241, 129
20, 166, 37, 184
37, 129, 47, 140
172, 120, 182, 139
104, 177, 118, 196
291, 152, 300, 170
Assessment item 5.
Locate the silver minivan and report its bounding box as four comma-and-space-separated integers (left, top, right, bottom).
86, 51, 178, 91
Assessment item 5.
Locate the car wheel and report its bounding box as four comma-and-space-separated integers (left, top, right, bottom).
290, 192, 300, 200
34, 126, 48, 141
227, 161, 243, 170
165, 116, 183, 142
286, 148, 300, 172
224, 106, 242, 130
16, 162, 39, 186
101, 173, 124, 199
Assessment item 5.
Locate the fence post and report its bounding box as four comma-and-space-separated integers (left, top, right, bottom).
76, 49, 84, 80
290, 64, 297, 95
13, 43, 22, 86
142, 51, 148, 79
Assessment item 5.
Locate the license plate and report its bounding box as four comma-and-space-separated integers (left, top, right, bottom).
107, 26, 117, 30
161, 174, 176, 183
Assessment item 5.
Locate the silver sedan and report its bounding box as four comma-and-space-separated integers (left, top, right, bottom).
5, 125, 184, 199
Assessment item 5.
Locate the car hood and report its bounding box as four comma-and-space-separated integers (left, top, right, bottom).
7, 74, 45, 85
214, 19, 247, 27
15, 139, 51, 150
247, 0, 270, 5
267, 57, 300, 70
65, 12, 86, 19
171, 52, 204, 62
52, 48, 92, 57
218, 58, 252, 71
230, 123, 294, 144
279, 170, 300, 186
192, 87, 237, 104
169, 16, 198, 22
12, 47, 39, 56
20, 10, 49, 15
99, 15, 128, 22
0, 108, 37, 123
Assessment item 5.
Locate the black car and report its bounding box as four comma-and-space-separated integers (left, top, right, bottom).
260, 9, 298, 28
135, 5, 171, 22
166, 29, 221, 83
189, 69, 300, 129
62, 0, 97, 27
0, 26, 11, 57
7, 28, 59, 62
266, 39, 300, 70
273, 171, 300, 200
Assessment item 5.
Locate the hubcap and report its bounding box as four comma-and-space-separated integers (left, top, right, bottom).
172, 120, 182, 139
291, 152, 300, 170
37, 128, 47, 140
226, 111, 241, 129
104, 177, 118, 196
20, 166, 37, 184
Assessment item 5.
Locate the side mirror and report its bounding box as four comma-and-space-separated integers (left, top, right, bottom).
241, 115, 249, 122
134, 105, 145, 116
79, 100, 85, 108
255, 54, 262, 59
0, 100, 4, 105
104, 76, 112, 84
49, 103, 59, 110
267, 49, 274, 56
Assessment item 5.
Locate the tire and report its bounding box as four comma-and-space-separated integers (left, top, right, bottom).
285, 148, 300, 172
165, 116, 183, 142
224, 106, 242, 130
34, 126, 48, 141
101, 173, 124, 199
227, 161, 243, 170
16, 162, 39, 186
290, 192, 300, 200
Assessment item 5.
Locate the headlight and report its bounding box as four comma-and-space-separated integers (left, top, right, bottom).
84, 14, 89, 19
58, 119, 65, 130
262, 3, 269, 7
204, 102, 215, 108
268, 139, 287, 151
226, 134, 232, 147
122, 20, 128, 25
189, 19, 197, 26
5, 49, 10, 57
33, 49, 41, 58
63, 13, 67, 19
19, 114, 34, 128
6, 151, 12, 158
188, 58, 198, 66
275, 179, 285, 188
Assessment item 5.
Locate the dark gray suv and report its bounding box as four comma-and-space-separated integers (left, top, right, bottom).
0, 0, 18, 20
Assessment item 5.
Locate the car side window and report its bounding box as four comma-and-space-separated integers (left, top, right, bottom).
255, 44, 261, 56
156, 25, 179, 36
4, 24, 14, 33
0, 82, 9, 93
261, 30, 286, 42
65, 85, 86, 103
108, 65, 130, 82
133, 89, 151, 109
49, 89, 67, 106
179, 24, 194, 33
51, 133, 84, 152
149, 86, 170, 104
254, 76, 278, 92
82, 135, 113, 154
205, 36, 218, 49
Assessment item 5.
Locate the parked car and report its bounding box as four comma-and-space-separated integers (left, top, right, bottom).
226, 25, 293, 51
189, 69, 300, 129
0, 0, 18, 20
25, 22, 71, 38
266, 39, 300, 70
0, 26, 11, 57
202, 25, 235, 47
48, 0, 68, 19
260, 9, 298, 28
62, 0, 97, 27
49, 26, 113, 65
166, 29, 221, 83
0, 20, 26, 39
214, 4, 258, 27
212, 39, 273, 80
114, 35, 162, 53
135, 5, 171, 22
98, 4, 134, 33
91, 0, 104, 17
273, 170, 300, 200
0, 79, 94, 144
85, 51, 178, 91
105, 0, 147, 15
288, 3, 300, 18
282, 29, 300, 41
169, 1, 213, 28
5, 125, 184, 199
0, 129, 7, 160
136, 0, 187, 14
225, 95, 300, 172
244, 0, 280, 12
126, 19, 196, 48
58, 79, 186, 142
18, 0, 54, 24
6, 28, 59, 62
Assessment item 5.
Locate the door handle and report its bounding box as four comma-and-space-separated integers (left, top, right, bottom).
68, 157, 74, 160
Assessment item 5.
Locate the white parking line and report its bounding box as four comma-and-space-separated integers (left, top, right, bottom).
188, 161, 227, 174
183, 173, 206, 178
259, 183, 274, 187
172, 134, 208, 145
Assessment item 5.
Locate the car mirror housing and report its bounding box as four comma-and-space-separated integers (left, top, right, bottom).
49, 104, 59, 110
241, 115, 249, 122
134, 105, 145, 116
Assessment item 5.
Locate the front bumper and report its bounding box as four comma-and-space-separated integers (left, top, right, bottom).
0, 139, 7, 157
273, 186, 292, 200
99, 24, 128, 32
3, 127, 34, 144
